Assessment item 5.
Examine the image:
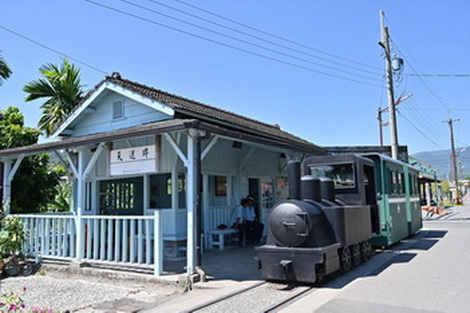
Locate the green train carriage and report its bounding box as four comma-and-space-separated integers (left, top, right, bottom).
364, 154, 421, 247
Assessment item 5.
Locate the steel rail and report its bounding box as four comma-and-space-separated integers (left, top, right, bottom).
184, 281, 268, 313
261, 286, 316, 313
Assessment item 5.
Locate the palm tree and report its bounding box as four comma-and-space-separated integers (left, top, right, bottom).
0, 52, 12, 83
24, 59, 84, 135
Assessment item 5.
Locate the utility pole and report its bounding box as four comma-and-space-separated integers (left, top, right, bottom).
443, 118, 460, 203
377, 107, 388, 147
379, 10, 399, 159
378, 94, 412, 147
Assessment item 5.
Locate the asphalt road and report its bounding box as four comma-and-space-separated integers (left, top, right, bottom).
283, 204, 470, 313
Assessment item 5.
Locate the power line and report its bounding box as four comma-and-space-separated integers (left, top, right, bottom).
0, 25, 108, 75
394, 85, 445, 139
398, 111, 446, 150
399, 106, 443, 141
400, 99, 445, 139
119, 0, 380, 82
171, 0, 382, 71
400, 107, 470, 111
86, 0, 382, 88
384, 14, 452, 112
144, 0, 382, 76
384, 16, 452, 112
406, 73, 470, 78
390, 38, 452, 112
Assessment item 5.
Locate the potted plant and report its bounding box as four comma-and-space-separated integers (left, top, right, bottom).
0, 216, 26, 276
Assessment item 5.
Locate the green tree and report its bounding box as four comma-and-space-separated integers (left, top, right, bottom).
0, 52, 12, 83
23, 59, 84, 135
48, 180, 72, 212
0, 107, 39, 149
0, 107, 64, 213
440, 181, 450, 199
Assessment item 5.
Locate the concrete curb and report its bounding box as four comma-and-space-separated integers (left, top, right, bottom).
40, 261, 180, 287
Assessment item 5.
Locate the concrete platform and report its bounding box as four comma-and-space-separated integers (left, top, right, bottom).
281, 203, 470, 313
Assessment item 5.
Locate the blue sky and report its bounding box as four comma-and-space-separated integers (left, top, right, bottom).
1, 0, 469, 154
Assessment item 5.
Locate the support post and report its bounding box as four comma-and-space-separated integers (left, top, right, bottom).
378, 107, 384, 147
425, 182, 431, 206
2, 159, 11, 215
143, 174, 149, 215
444, 118, 460, 203
380, 10, 398, 159
2, 156, 24, 215
202, 174, 209, 248
76, 149, 86, 260
153, 210, 163, 276
186, 129, 202, 275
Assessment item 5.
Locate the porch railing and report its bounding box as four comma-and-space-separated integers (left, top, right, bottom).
14, 212, 163, 275
20, 215, 77, 259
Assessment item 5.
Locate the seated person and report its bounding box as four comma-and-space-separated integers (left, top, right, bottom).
244, 195, 264, 243
229, 198, 249, 245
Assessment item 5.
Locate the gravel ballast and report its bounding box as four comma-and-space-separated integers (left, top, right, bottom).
0, 270, 179, 312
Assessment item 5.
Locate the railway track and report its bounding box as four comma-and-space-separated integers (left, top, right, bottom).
185, 281, 316, 313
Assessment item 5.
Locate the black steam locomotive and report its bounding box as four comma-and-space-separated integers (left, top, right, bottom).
255, 154, 381, 283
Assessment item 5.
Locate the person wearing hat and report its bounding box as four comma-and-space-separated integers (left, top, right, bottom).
230, 198, 249, 245
244, 195, 264, 243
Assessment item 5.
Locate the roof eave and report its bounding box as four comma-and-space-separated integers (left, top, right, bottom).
0, 119, 324, 159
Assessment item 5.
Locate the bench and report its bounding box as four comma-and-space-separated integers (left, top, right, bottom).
207, 228, 239, 251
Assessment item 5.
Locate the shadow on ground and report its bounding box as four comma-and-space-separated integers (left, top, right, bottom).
324, 229, 446, 289
165, 229, 448, 287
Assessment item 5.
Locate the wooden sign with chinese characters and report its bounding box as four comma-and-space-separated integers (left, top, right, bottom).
110, 145, 157, 176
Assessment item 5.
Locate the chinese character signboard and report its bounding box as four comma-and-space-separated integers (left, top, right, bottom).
110, 145, 157, 176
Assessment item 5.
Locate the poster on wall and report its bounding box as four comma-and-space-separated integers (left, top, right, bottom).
110, 145, 157, 176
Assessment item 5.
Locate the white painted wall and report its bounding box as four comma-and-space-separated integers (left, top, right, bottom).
201, 139, 280, 176
72, 92, 172, 137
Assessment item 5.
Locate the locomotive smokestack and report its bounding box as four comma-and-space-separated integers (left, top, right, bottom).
320, 177, 336, 202
301, 176, 322, 202
287, 161, 301, 200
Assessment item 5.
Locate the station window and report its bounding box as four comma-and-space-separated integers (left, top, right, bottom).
214, 176, 227, 196
149, 173, 186, 209
100, 180, 135, 210
112, 100, 124, 119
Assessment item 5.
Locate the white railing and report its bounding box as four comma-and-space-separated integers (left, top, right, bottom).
81, 216, 157, 265
14, 212, 163, 275
19, 215, 77, 260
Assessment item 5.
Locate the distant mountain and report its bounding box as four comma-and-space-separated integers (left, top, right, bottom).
412, 147, 470, 180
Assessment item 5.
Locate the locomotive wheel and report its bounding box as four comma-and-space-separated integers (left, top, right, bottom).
361, 241, 372, 260
352, 243, 362, 266
340, 247, 352, 272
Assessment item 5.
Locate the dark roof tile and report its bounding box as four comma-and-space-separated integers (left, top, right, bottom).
101, 75, 322, 152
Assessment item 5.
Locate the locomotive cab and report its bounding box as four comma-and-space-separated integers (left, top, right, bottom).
304, 154, 381, 234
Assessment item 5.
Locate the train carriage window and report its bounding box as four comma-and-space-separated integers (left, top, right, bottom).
409, 173, 416, 195
390, 170, 396, 194
309, 163, 355, 188
415, 175, 418, 194
398, 172, 404, 194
